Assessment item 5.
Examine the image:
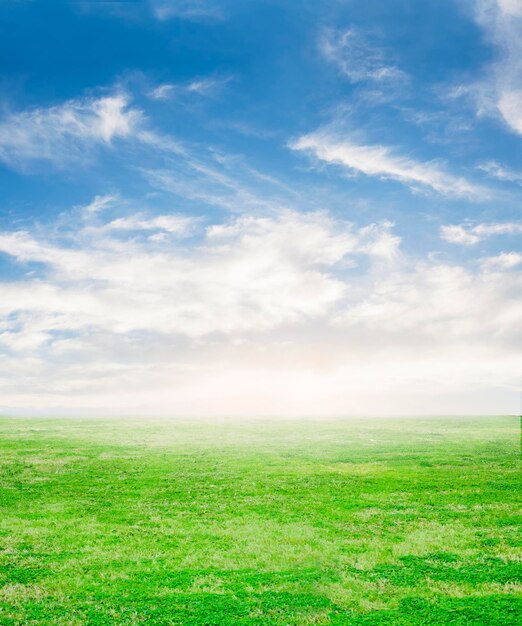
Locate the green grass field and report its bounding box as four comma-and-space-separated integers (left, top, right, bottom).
0, 416, 520, 625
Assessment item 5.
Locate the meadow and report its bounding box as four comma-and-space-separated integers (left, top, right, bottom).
0, 415, 520, 625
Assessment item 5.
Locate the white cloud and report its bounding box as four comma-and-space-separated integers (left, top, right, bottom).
481, 252, 522, 270
440, 224, 480, 245
441, 221, 522, 245
320, 28, 408, 84
0, 94, 142, 169
0, 208, 396, 339
497, 89, 522, 134
291, 132, 486, 199
497, 0, 522, 17
334, 262, 521, 337
473, 1, 522, 135
99, 213, 197, 235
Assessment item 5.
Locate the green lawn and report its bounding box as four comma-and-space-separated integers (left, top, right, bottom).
0, 416, 520, 625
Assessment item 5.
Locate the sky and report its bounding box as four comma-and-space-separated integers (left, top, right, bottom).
0, 0, 521, 416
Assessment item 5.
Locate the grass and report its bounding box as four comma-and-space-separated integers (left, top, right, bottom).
0, 415, 520, 625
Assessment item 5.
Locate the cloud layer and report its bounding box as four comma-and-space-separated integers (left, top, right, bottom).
0, 202, 520, 415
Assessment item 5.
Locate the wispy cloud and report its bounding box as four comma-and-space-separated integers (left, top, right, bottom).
478, 160, 522, 184
143, 166, 287, 213
441, 221, 522, 245
76, 0, 223, 22
149, 84, 177, 101
151, 0, 223, 21
0, 90, 191, 172
78, 194, 120, 217
142, 142, 305, 214
291, 132, 487, 199
186, 77, 229, 95
149, 76, 232, 100
320, 28, 408, 84
0, 94, 141, 169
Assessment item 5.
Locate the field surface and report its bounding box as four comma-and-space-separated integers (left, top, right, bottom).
0, 416, 520, 625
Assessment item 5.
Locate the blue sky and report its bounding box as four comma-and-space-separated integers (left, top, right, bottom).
0, 0, 521, 415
